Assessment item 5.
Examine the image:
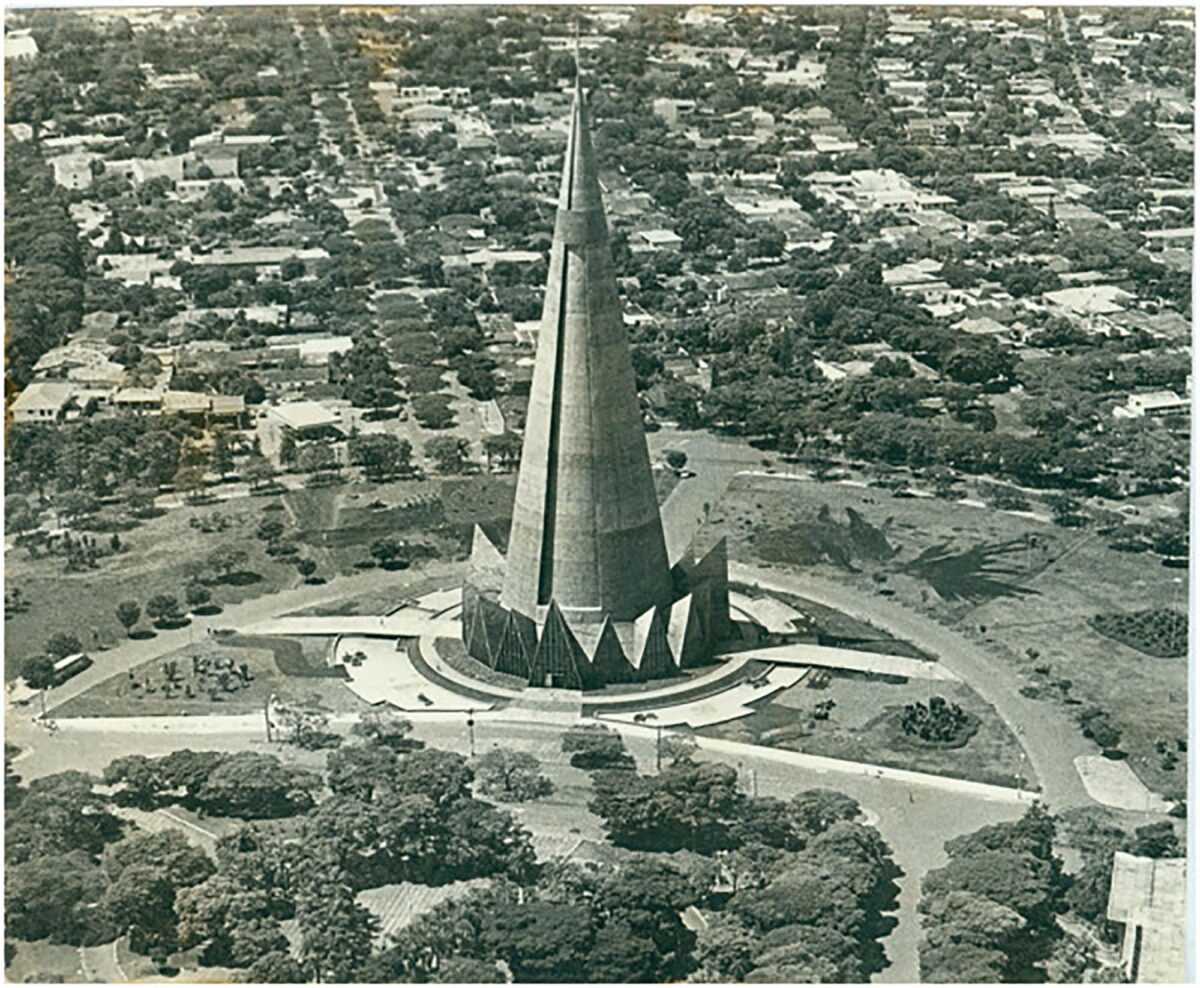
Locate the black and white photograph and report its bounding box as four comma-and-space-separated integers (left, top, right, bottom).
2, 3, 1192, 983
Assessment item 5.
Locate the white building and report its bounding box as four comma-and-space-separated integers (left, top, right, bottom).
1113, 391, 1190, 420
1106, 852, 1186, 983
10, 382, 75, 424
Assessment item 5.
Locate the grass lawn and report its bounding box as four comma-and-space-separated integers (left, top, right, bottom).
5, 500, 302, 676
701, 474, 1188, 797
5, 939, 86, 983
5, 472, 514, 680
287, 571, 456, 617
703, 672, 1029, 790
51, 635, 369, 719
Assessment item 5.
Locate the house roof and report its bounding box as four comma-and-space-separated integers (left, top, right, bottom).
268, 401, 339, 431
1107, 852, 1186, 983
1043, 284, 1132, 315
11, 382, 75, 414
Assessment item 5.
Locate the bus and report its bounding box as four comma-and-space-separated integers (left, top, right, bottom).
51, 652, 92, 685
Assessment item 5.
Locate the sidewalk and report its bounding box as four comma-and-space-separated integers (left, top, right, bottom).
738, 641, 960, 682
245, 611, 463, 640
32, 562, 462, 717
611, 720, 1035, 806
729, 561, 1096, 809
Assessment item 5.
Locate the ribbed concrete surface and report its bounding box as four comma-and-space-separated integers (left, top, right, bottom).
502, 81, 672, 624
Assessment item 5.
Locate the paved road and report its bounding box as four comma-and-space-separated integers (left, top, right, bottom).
30, 560, 462, 717
730, 561, 1097, 809
11, 703, 1026, 985
651, 428, 766, 562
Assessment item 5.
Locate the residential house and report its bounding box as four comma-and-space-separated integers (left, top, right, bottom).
1112, 391, 1190, 420
10, 382, 76, 424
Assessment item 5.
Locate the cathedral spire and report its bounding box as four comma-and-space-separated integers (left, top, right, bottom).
500, 71, 673, 628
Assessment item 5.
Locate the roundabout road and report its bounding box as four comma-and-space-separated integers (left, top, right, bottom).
729, 561, 1097, 810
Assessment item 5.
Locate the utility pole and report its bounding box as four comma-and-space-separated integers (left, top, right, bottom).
265, 693, 276, 742
655, 724, 663, 772
467, 708, 476, 758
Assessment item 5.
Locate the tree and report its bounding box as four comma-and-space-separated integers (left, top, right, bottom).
208, 545, 248, 582
663, 448, 689, 471
350, 709, 417, 752
145, 593, 181, 627
20, 653, 57, 690
103, 830, 214, 890
325, 744, 401, 800
660, 733, 698, 765
560, 724, 635, 771
245, 951, 307, 983
473, 748, 553, 802
116, 600, 141, 636
481, 900, 594, 983
46, 632, 83, 659
1048, 493, 1084, 527
296, 883, 378, 982
590, 760, 743, 853
98, 862, 176, 954
694, 913, 758, 981
195, 752, 319, 819
5, 851, 114, 944
175, 876, 288, 968
482, 432, 522, 471
295, 557, 318, 582
369, 535, 409, 569
185, 583, 212, 611
242, 455, 276, 490
425, 436, 472, 474
256, 518, 285, 543
790, 789, 862, 835
102, 754, 161, 807
296, 442, 338, 476
430, 956, 505, 983
349, 434, 413, 480
211, 431, 235, 478
390, 748, 474, 806
412, 394, 456, 429
6, 772, 125, 865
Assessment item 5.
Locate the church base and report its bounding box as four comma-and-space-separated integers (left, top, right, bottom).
462, 529, 732, 690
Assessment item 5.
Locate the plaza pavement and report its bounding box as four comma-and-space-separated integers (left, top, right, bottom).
1074, 755, 1173, 813
339, 636, 485, 711
597, 665, 808, 728
737, 641, 961, 682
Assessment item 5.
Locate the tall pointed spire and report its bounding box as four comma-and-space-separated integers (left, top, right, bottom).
501, 77, 674, 629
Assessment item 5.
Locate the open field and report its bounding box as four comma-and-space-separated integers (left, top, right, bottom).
51, 635, 368, 719
702, 672, 1029, 790
699, 474, 1188, 797
6, 939, 87, 983
5, 499, 303, 674
5, 474, 514, 677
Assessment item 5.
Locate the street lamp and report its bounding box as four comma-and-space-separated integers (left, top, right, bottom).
467, 709, 476, 758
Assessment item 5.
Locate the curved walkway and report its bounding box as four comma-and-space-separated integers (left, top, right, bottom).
729, 562, 1096, 809
35, 563, 464, 717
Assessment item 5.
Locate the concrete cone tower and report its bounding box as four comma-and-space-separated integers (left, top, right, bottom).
501, 76, 673, 631
461, 71, 730, 689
